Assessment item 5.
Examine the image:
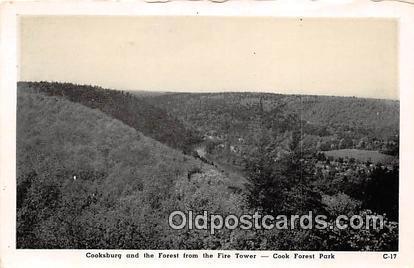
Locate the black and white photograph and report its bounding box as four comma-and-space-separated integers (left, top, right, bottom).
14, 16, 401, 252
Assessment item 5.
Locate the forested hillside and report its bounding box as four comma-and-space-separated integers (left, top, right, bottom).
142, 92, 399, 168
145, 92, 399, 139
16, 89, 243, 249
17, 82, 202, 152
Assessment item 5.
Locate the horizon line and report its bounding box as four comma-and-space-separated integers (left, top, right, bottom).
17, 80, 400, 101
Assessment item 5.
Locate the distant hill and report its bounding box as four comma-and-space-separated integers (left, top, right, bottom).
128, 90, 175, 97
144, 92, 399, 140
280, 94, 399, 136
18, 81, 202, 152
16, 89, 241, 249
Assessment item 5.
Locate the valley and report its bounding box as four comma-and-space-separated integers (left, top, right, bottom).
16, 81, 399, 250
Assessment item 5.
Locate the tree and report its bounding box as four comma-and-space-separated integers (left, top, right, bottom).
245, 127, 324, 215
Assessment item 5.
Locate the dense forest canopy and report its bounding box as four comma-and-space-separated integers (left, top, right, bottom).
17, 88, 241, 248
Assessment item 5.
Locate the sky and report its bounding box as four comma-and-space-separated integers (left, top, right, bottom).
19, 16, 398, 99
